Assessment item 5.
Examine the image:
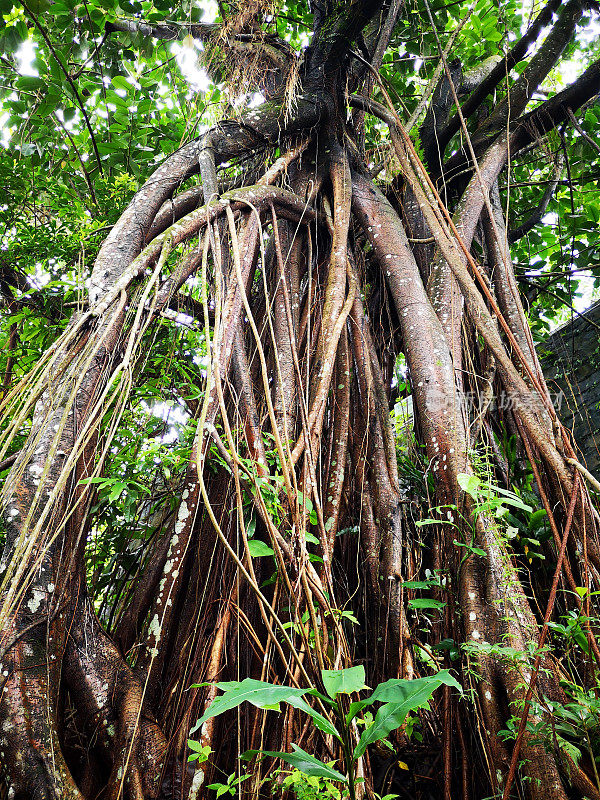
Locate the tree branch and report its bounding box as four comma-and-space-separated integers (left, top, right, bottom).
306, 0, 386, 80
90, 100, 323, 304
567, 105, 600, 154
105, 18, 218, 41
439, 0, 563, 149
476, 0, 586, 141
22, 0, 104, 176
512, 58, 600, 150
442, 58, 600, 180
508, 151, 565, 242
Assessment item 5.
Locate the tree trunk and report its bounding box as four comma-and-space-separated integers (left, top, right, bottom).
1, 1, 600, 798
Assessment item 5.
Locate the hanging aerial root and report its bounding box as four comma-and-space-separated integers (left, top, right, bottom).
388, 119, 593, 513
289, 261, 355, 466
220, 205, 345, 667
351, 94, 560, 424
501, 472, 579, 799
135, 445, 203, 700
321, 327, 350, 564
345, 269, 407, 667
1, 231, 174, 632
0, 236, 178, 799
269, 211, 301, 443
351, 166, 583, 798
183, 591, 235, 799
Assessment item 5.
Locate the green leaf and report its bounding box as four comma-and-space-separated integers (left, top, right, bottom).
192, 679, 308, 731
187, 740, 211, 763
415, 518, 454, 527
16, 76, 45, 91
407, 598, 446, 610
48, 2, 69, 13
111, 75, 132, 92
187, 739, 206, 752
457, 473, 481, 499
251, 745, 347, 783
402, 580, 437, 589
557, 736, 582, 765
321, 665, 367, 699
488, 485, 532, 512
354, 672, 460, 758
296, 491, 313, 514
108, 481, 127, 502
355, 703, 412, 759
287, 696, 341, 740
346, 700, 366, 722
367, 672, 461, 704
247, 539, 274, 557
191, 678, 339, 739
453, 540, 486, 557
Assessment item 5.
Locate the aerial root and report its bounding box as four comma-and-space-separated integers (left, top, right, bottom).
3, 111, 600, 800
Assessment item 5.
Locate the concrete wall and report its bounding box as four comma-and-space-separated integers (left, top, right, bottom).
538, 300, 600, 478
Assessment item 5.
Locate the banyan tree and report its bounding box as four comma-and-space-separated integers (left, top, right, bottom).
1, 0, 600, 798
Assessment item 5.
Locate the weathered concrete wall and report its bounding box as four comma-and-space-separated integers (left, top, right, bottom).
538, 300, 600, 478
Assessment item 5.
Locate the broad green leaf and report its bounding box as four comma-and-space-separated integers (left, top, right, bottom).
402, 580, 437, 589
453, 541, 487, 557
187, 740, 211, 763
193, 679, 307, 730
188, 739, 207, 752
247, 539, 274, 557
528, 510, 548, 531
366, 672, 461, 704
354, 672, 460, 758
245, 516, 256, 538
321, 665, 367, 699
457, 473, 480, 499
488, 485, 532, 512
287, 696, 341, 740
250, 745, 347, 782
355, 703, 411, 759
345, 699, 373, 724
191, 678, 339, 738
111, 75, 132, 92
408, 598, 446, 610
296, 491, 313, 513
108, 481, 127, 502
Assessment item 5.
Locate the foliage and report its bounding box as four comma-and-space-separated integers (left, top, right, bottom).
189, 666, 460, 799
1, 0, 600, 798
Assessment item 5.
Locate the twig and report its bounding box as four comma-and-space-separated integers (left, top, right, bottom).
405, 8, 471, 132
567, 106, 600, 155
71, 30, 109, 79
502, 470, 580, 800
508, 151, 565, 242
0, 452, 18, 472
566, 457, 600, 495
